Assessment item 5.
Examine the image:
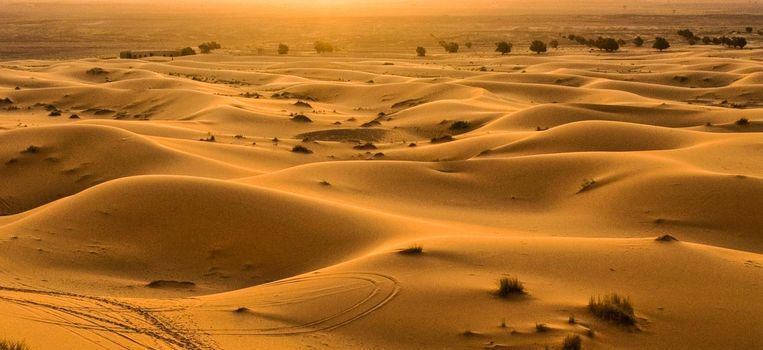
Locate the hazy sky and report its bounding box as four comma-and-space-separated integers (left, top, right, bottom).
4, 0, 759, 16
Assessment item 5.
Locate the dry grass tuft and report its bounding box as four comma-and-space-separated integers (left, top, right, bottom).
588, 293, 636, 325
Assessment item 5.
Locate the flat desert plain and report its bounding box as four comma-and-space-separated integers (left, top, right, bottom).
0, 11, 762, 350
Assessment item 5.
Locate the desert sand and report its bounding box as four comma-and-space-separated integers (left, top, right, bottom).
1, 13, 763, 349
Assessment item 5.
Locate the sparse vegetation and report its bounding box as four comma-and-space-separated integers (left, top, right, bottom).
353, 142, 377, 150
179, 47, 196, 56
633, 36, 644, 47
449, 120, 471, 131
314, 41, 334, 53
496, 276, 525, 297
439, 41, 459, 53
578, 178, 596, 193
290, 114, 313, 123
655, 234, 678, 242
588, 293, 636, 325
430, 135, 454, 143
416, 46, 426, 57
562, 334, 582, 350
736, 118, 750, 126
535, 323, 549, 332
549, 39, 559, 49
568, 315, 576, 324
200, 133, 216, 142
398, 244, 423, 255
22, 145, 41, 154
530, 40, 547, 54
278, 43, 289, 55
86, 67, 108, 75
653, 37, 670, 51
0, 339, 30, 350
291, 145, 313, 154
198, 41, 221, 54
495, 41, 513, 55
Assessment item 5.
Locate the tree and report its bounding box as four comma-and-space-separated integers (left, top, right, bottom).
632, 36, 644, 47
278, 43, 289, 55
530, 40, 547, 54
495, 41, 512, 55
314, 41, 334, 53
179, 47, 196, 56
595, 37, 620, 52
549, 39, 559, 49
653, 37, 670, 51
416, 46, 426, 57
732, 37, 747, 49
439, 41, 459, 53
198, 41, 221, 54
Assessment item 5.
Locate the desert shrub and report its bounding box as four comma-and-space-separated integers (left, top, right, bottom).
291, 145, 313, 154
416, 46, 426, 57
314, 41, 334, 53
22, 145, 41, 154
353, 143, 377, 150
69, 114, 80, 119
290, 114, 313, 123
549, 39, 559, 49
595, 37, 620, 52
449, 121, 471, 131
653, 37, 670, 51
745, 27, 753, 33
198, 41, 221, 54
179, 47, 196, 56
495, 41, 513, 55
496, 276, 524, 297
578, 179, 596, 193
562, 334, 582, 350
568, 315, 576, 324
278, 43, 289, 55
735, 118, 750, 125
0, 339, 30, 350
430, 135, 454, 143
588, 293, 636, 325
731, 37, 747, 49
48, 110, 61, 117
530, 40, 547, 54
200, 133, 216, 142
655, 234, 678, 242
439, 41, 459, 53
465, 41, 473, 49
535, 323, 549, 332
398, 245, 423, 255
86, 67, 108, 75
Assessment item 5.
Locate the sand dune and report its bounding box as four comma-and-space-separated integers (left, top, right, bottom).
1, 47, 761, 349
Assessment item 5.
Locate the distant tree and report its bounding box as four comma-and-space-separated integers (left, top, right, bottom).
314, 41, 334, 53
465, 41, 473, 49
595, 37, 620, 52
701, 36, 712, 45
617, 38, 627, 47
746, 27, 753, 33
278, 43, 289, 55
198, 41, 221, 54
653, 37, 670, 51
568, 34, 577, 41
416, 46, 426, 57
677, 29, 695, 40
179, 47, 196, 56
530, 40, 547, 54
549, 39, 559, 49
439, 41, 459, 53
732, 37, 747, 49
495, 41, 513, 55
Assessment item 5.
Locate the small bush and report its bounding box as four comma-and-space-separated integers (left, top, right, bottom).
535, 323, 549, 332
292, 145, 313, 154
290, 114, 313, 123
568, 315, 576, 324
22, 145, 41, 154
736, 118, 750, 126
449, 121, 471, 131
562, 334, 582, 350
277, 43, 289, 55
353, 143, 377, 150
398, 245, 423, 255
588, 294, 636, 325
497, 276, 524, 297
0, 339, 30, 350
416, 46, 426, 57
655, 234, 678, 242
430, 135, 454, 144
86, 67, 108, 75
578, 179, 596, 193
